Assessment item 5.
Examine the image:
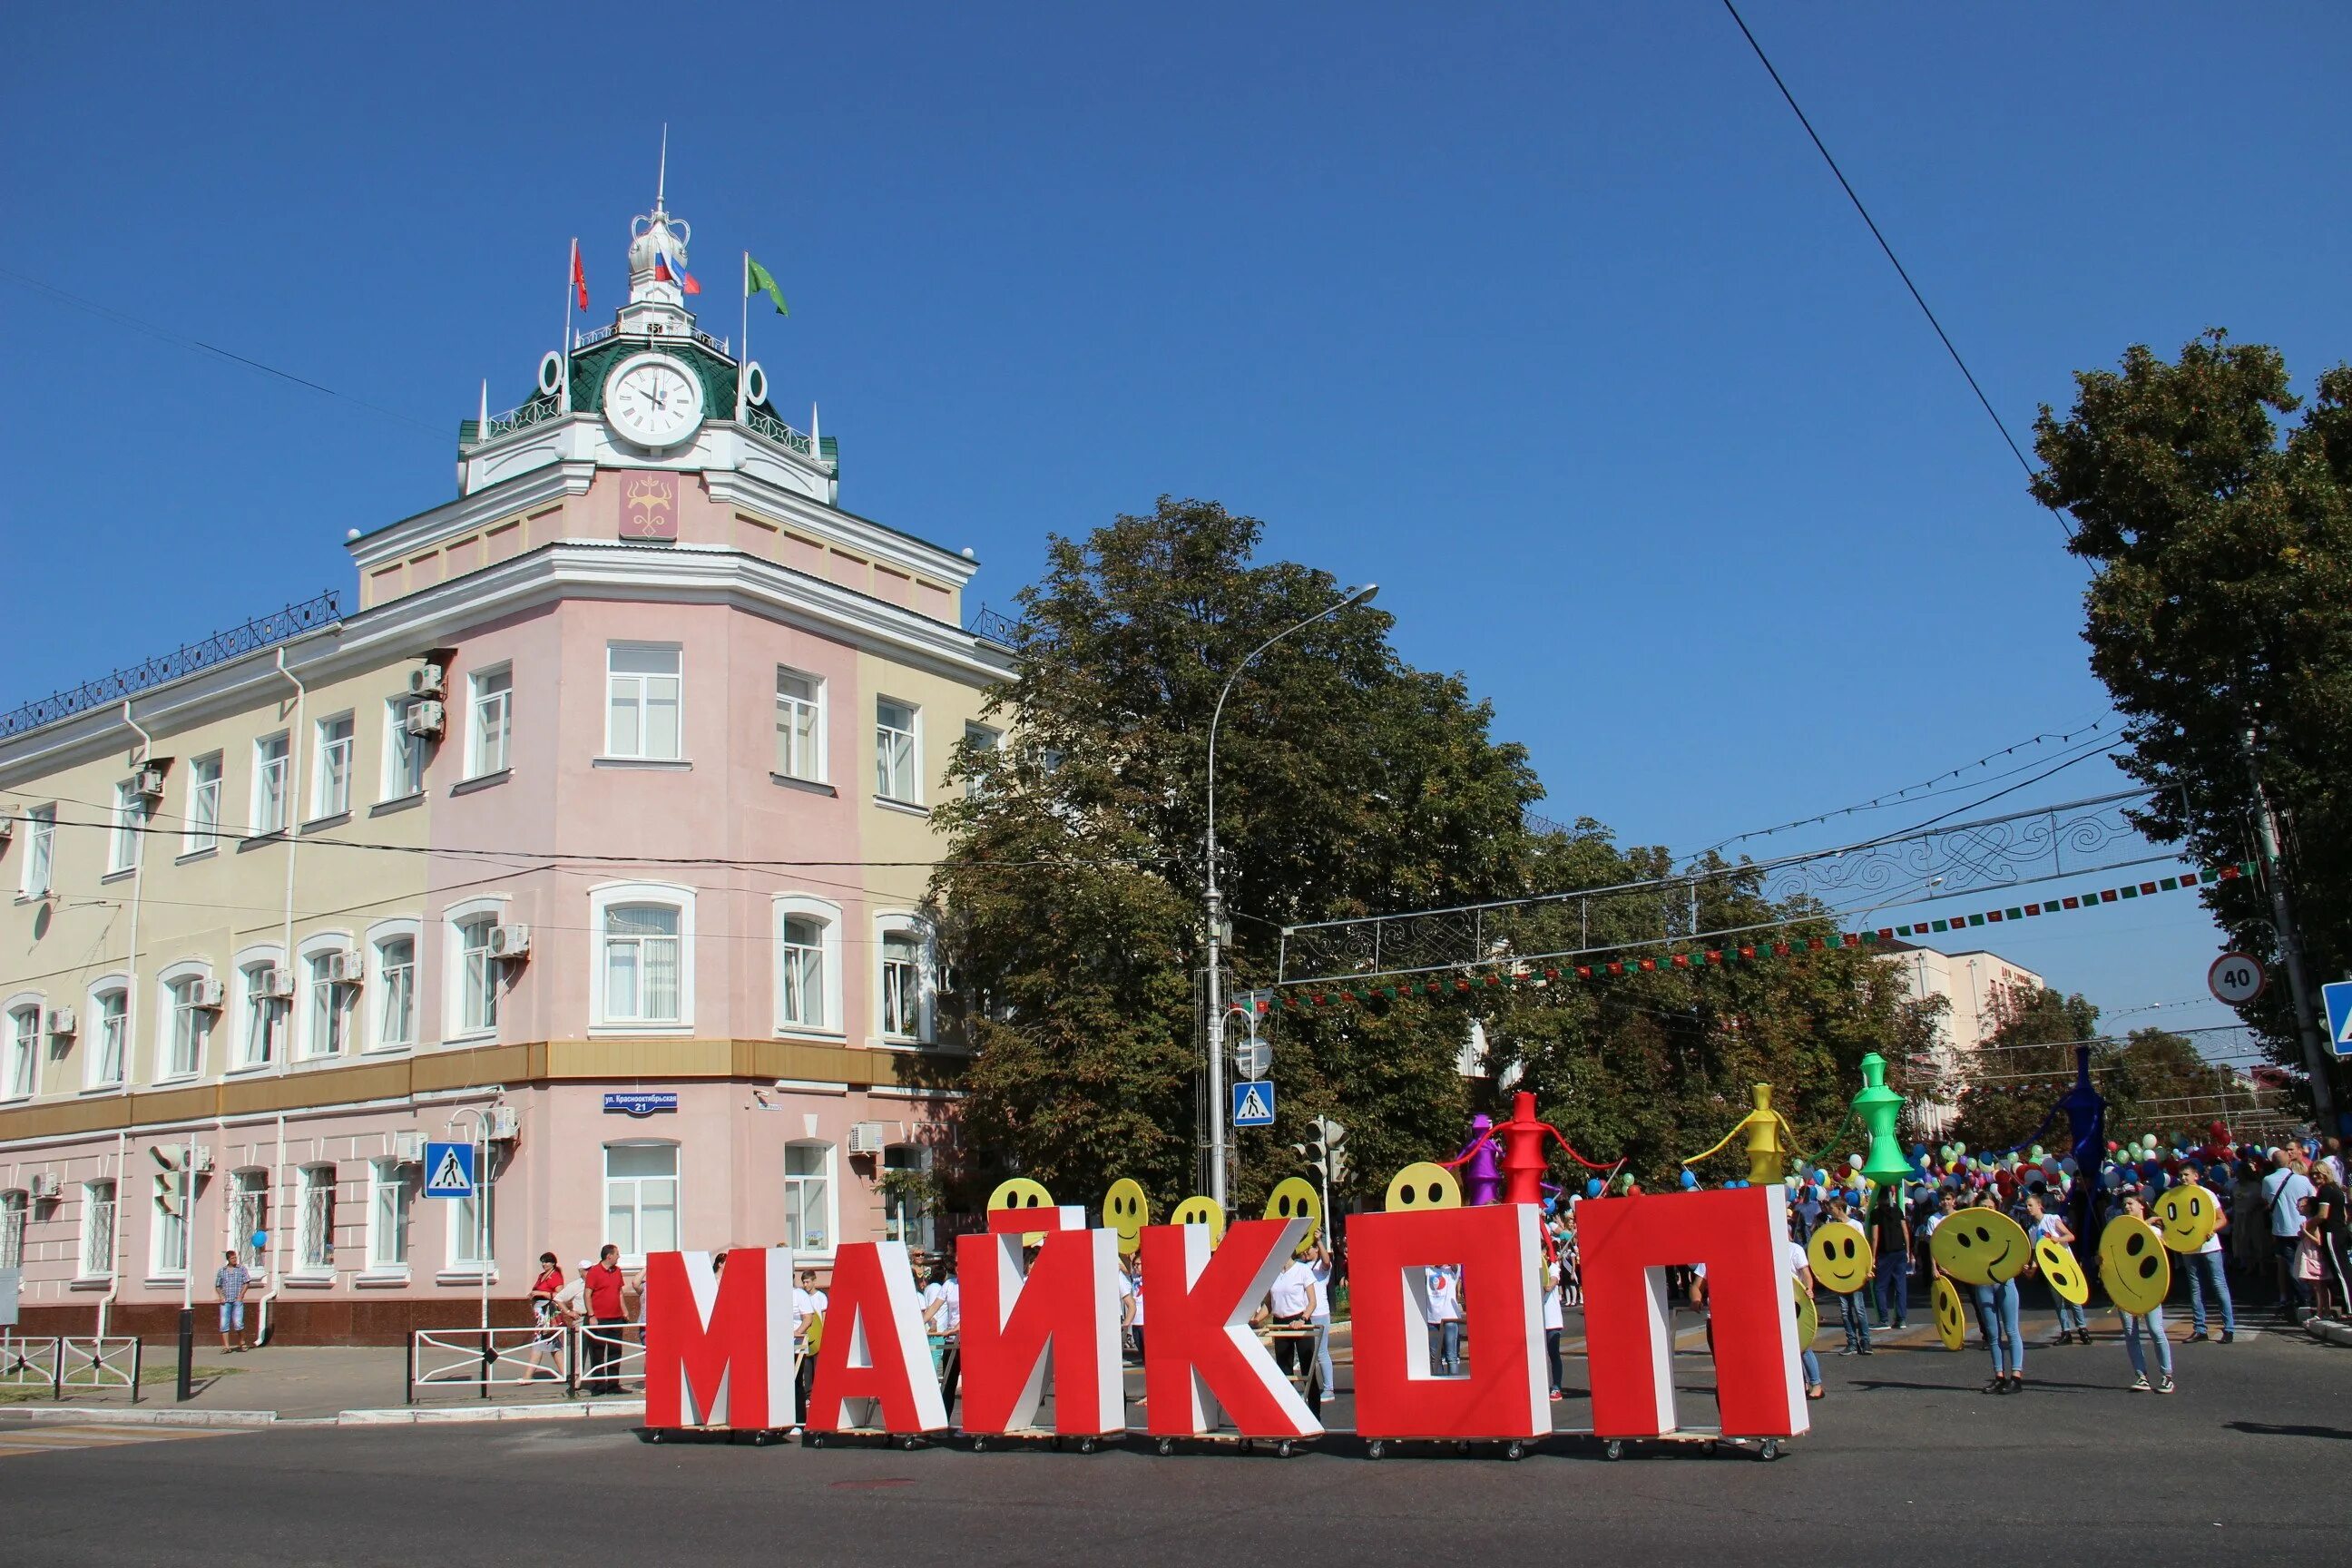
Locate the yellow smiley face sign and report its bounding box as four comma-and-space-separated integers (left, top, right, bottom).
2034, 1236, 2090, 1306
987, 1177, 1055, 1246
1384, 1161, 1463, 1214
1793, 1274, 1819, 1345
1169, 1194, 1227, 1243
1932, 1276, 1966, 1351
1102, 1178, 1151, 1256
2098, 1214, 2171, 1316
1263, 1177, 1322, 1250
1930, 1208, 2030, 1286
1807, 1220, 1875, 1294
2156, 1183, 2221, 1253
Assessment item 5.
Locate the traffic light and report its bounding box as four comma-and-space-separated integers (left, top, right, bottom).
1292, 1116, 1348, 1185
151, 1143, 186, 1217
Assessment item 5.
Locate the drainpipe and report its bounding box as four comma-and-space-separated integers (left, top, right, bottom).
273, 651, 306, 1082
256, 1112, 286, 1348
98, 1129, 126, 1339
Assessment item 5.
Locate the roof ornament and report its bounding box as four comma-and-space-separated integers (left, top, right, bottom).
626, 124, 691, 299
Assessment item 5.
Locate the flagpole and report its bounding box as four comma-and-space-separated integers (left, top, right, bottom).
561, 238, 577, 413
738, 250, 750, 422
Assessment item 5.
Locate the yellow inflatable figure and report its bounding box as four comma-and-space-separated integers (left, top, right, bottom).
1681, 1083, 1798, 1188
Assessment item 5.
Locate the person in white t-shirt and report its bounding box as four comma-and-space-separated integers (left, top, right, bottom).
1425, 1264, 1464, 1376
920, 1259, 961, 1417
1542, 1258, 1567, 1402
1307, 1241, 1336, 1405
791, 1267, 828, 1416
1267, 1251, 1321, 1399
2176, 1170, 2234, 1342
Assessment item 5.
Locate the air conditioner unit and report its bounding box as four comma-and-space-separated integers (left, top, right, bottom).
0, 815, 13, 847
45, 1006, 76, 1038
30, 1172, 61, 1200
324, 948, 366, 985
485, 1105, 520, 1142
189, 1145, 214, 1174
487, 924, 532, 960
403, 700, 446, 739
256, 966, 294, 999
408, 662, 447, 698
132, 766, 166, 800
191, 978, 227, 1010
847, 1122, 888, 1156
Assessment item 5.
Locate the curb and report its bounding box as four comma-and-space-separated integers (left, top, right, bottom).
2304, 1318, 2352, 1348
1, 1407, 278, 1428
338, 1399, 645, 1426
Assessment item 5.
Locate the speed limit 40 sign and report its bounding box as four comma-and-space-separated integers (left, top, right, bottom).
2208, 952, 2268, 1005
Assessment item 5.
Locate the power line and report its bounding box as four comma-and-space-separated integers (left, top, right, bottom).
1717, 2, 2067, 537
0, 266, 446, 439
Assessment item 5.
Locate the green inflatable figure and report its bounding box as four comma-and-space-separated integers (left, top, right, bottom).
1853, 1052, 1911, 1188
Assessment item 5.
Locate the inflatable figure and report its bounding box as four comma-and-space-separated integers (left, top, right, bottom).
1681, 1083, 1798, 1188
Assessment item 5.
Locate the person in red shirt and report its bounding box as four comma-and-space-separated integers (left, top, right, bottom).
583, 1245, 629, 1395
524, 1253, 565, 1382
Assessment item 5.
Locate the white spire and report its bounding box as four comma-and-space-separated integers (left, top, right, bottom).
809, 402, 820, 451
655, 123, 669, 214
479, 378, 490, 431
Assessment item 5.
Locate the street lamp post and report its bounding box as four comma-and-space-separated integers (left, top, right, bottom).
1203, 583, 1377, 1207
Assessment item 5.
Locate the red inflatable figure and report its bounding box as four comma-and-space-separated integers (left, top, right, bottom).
1447, 1091, 1612, 1206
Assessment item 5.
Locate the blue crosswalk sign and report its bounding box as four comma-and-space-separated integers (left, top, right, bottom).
2324, 981, 2352, 1059
423, 1142, 476, 1199
1231, 1080, 1275, 1128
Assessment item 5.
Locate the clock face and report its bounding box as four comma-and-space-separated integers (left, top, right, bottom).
604, 354, 704, 449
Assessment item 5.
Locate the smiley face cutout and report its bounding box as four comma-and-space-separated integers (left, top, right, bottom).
1807, 1220, 1876, 1294
1930, 1208, 2030, 1286
2034, 1236, 2090, 1306
987, 1177, 1055, 1246
2155, 1183, 2221, 1253
2098, 1214, 2171, 1316
1263, 1177, 1322, 1250
1932, 1276, 1966, 1351
1169, 1194, 1227, 1243
1793, 1274, 1819, 1346
1385, 1161, 1463, 1214
1103, 1178, 1151, 1256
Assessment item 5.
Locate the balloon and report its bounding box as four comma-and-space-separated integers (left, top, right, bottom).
2030, 1146, 2046, 1162
1848, 1153, 1864, 1171
1585, 1179, 1602, 1199
1953, 1143, 1967, 1156
1679, 1169, 1699, 1190
250, 1230, 269, 1250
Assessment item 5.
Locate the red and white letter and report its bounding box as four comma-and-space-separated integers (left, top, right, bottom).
804, 1240, 949, 1435
1139, 1217, 1320, 1439
1350, 1203, 1547, 1441
643, 1248, 796, 1431
1578, 1183, 1806, 1439
956, 1226, 1124, 1437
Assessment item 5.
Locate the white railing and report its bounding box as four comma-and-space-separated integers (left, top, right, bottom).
0, 1334, 142, 1402
407, 1325, 571, 1402
574, 1321, 646, 1395
0, 1332, 60, 1391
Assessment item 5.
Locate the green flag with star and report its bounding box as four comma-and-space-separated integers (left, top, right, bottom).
746, 256, 789, 317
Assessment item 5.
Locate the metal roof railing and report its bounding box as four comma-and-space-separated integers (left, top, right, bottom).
0, 591, 344, 740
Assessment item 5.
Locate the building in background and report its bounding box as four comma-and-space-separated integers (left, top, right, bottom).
1881, 942, 2045, 1137
0, 191, 1013, 1343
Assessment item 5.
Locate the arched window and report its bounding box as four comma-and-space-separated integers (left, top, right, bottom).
298, 934, 357, 1061
590, 884, 694, 1030
442, 900, 509, 1040
157, 963, 215, 1081
85, 980, 129, 1088
367, 919, 420, 1053
233, 950, 289, 1068
3, 1001, 40, 1101
774, 896, 842, 1034
872, 913, 936, 1045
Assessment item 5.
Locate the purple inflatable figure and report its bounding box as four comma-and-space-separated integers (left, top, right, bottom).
1446, 1113, 1507, 1206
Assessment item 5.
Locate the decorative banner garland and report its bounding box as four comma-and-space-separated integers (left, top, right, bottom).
1274, 863, 2254, 1010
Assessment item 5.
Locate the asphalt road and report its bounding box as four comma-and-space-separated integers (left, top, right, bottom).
5, 1327, 2347, 1566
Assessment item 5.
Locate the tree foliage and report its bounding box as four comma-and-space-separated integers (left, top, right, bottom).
2033, 332, 2352, 1093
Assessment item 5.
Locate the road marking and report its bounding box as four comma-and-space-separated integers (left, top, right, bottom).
0, 1423, 241, 1457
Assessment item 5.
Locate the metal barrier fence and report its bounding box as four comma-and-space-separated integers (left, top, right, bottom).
0, 1334, 142, 1402
404, 1323, 645, 1403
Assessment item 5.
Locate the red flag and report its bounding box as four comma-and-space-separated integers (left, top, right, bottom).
571, 239, 588, 310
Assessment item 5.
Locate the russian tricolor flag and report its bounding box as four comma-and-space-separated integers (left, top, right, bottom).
653, 253, 701, 295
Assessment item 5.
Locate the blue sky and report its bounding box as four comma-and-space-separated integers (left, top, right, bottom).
6, 3, 2348, 1035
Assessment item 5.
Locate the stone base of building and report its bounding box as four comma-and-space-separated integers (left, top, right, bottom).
11, 1297, 536, 1347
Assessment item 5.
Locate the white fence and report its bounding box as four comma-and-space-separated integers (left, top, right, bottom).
405, 1323, 644, 1403
0, 1333, 142, 1402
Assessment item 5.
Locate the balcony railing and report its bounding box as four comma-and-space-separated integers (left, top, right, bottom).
743, 404, 819, 459
0, 592, 344, 740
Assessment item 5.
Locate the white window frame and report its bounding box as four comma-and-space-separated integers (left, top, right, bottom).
773, 895, 844, 1035
232, 945, 288, 1070
251, 732, 290, 836
184, 753, 222, 854
466, 664, 512, 779
875, 697, 922, 804
964, 723, 1002, 799
366, 918, 420, 1053
603, 1141, 681, 1269
109, 780, 146, 874
589, 882, 695, 1033
3, 997, 40, 1102
228, 1170, 270, 1269
872, 912, 937, 1046
18, 805, 55, 897
443, 900, 508, 1041
296, 932, 357, 1061
0, 1190, 24, 1269
882, 1142, 936, 1252
775, 666, 827, 782
446, 1173, 494, 1271
79, 1179, 116, 1280
382, 698, 426, 801
152, 1168, 190, 1279
782, 1140, 837, 1259
85, 978, 130, 1089
294, 1162, 338, 1276
311, 711, 356, 820
365, 1156, 409, 1273
156, 961, 213, 1083
604, 642, 683, 761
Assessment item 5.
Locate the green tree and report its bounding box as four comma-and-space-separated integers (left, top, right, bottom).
2033, 332, 2352, 1102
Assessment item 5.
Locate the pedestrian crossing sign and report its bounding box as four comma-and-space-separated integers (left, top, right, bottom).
2325, 980, 2352, 1059
1231, 1080, 1276, 1128
423, 1141, 476, 1199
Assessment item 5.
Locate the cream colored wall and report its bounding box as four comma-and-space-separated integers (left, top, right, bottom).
0, 656, 432, 1103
